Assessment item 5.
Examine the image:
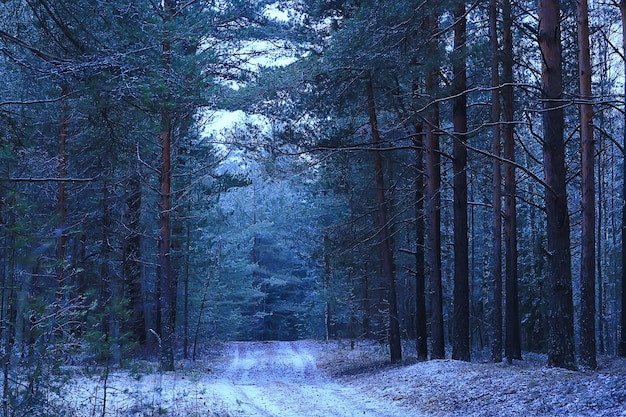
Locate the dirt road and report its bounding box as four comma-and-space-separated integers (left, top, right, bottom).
66, 340, 414, 416
210, 341, 410, 417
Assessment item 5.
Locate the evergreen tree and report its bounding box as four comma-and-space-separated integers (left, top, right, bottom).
538, 0, 576, 369
577, 0, 597, 369
452, 0, 470, 363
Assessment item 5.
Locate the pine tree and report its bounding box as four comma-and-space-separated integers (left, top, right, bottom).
365, 73, 402, 363
538, 0, 576, 369
424, 8, 445, 360
577, 0, 597, 369
619, 0, 626, 359
452, 0, 470, 362
503, 0, 522, 363
490, 0, 503, 363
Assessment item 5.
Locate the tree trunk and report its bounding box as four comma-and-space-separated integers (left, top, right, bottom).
324, 234, 333, 341
503, 0, 522, 363
1, 197, 16, 415
597, 131, 604, 354
365, 73, 402, 363
425, 11, 445, 360
55, 84, 69, 341
56, 84, 68, 293
158, 0, 176, 372
413, 122, 428, 361
619, 0, 626, 359
452, 1, 470, 362
538, 0, 576, 369
183, 201, 191, 359
362, 267, 372, 338
577, 0, 596, 369
490, 0, 503, 363
158, 105, 175, 371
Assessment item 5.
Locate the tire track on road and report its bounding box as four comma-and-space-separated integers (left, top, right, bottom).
219, 341, 410, 417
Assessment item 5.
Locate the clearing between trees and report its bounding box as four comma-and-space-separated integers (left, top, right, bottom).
60, 340, 625, 417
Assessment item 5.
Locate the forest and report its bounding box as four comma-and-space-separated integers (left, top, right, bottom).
0, 0, 626, 415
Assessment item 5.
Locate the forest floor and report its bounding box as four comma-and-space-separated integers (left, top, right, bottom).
60, 339, 626, 417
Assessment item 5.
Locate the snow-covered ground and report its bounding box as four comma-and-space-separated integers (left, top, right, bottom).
60, 340, 625, 416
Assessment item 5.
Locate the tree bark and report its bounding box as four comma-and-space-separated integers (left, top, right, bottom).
56, 84, 68, 293
183, 200, 191, 359
503, 0, 522, 363
538, 0, 576, 369
577, 0, 596, 369
365, 73, 402, 363
490, 0, 503, 363
619, 0, 626, 358
413, 122, 428, 361
158, 105, 175, 371
452, 1, 470, 362
425, 11, 445, 360
158, 0, 176, 372
324, 234, 333, 341
55, 83, 69, 341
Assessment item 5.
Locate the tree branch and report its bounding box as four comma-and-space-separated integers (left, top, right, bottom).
0, 29, 69, 64
1, 177, 95, 182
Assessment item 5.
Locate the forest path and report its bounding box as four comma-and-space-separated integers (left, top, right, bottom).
63, 340, 417, 416
213, 340, 411, 417
62, 340, 626, 416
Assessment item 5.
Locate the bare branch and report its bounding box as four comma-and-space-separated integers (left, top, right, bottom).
1, 177, 96, 182
0, 29, 69, 64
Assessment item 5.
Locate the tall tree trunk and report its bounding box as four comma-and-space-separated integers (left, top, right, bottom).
490, 0, 503, 363
413, 122, 428, 361
1, 197, 16, 415
183, 200, 191, 359
158, 106, 175, 371
362, 269, 372, 338
503, 0, 522, 362
56, 84, 68, 292
577, 0, 596, 369
618, 0, 626, 359
55, 84, 69, 341
324, 234, 333, 341
596, 41, 608, 353
365, 73, 402, 363
158, 0, 176, 371
452, 1, 470, 362
0, 192, 4, 369
597, 130, 604, 354
425, 12, 445, 360
538, 0, 576, 369
0, 184, 6, 408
